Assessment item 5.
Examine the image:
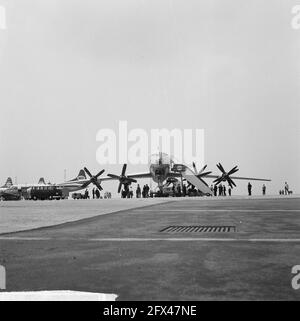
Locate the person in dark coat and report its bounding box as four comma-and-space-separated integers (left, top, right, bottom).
262, 184, 266, 195
218, 184, 223, 196
223, 185, 226, 196
248, 182, 252, 196
284, 182, 289, 195
95, 189, 100, 199
214, 184, 218, 196
228, 186, 232, 196
129, 186, 133, 198
146, 184, 150, 197
125, 185, 130, 198
177, 184, 182, 197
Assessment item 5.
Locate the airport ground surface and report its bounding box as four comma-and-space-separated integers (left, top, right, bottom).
0, 196, 300, 300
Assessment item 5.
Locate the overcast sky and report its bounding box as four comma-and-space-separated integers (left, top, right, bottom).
0, 0, 299, 195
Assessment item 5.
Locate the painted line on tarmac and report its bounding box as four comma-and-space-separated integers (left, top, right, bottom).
133, 209, 300, 212
89, 238, 300, 242
2, 237, 300, 243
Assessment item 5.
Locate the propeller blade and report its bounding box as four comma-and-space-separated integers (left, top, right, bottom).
227, 179, 233, 188
213, 177, 222, 185
121, 164, 127, 176
198, 171, 212, 177
199, 164, 208, 175
192, 162, 198, 174
229, 170, 238, 177
228, 177, 236, 187
110, 164, 136, 193
217, 163, 226, 174
228, 170, 239, 177
81, 180, 92, 189
94, 181, 103, 191
81, 168, 105, 190
118, 182, 122, 193
84, 167, 93, 178
228, 166, 239, 176
95, 169, 105, 179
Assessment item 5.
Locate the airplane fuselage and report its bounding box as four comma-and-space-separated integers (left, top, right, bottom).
57, 181, 87, 192
149, 163, 170, 186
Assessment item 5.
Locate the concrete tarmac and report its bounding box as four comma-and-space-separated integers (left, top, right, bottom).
0, 196, 299, 300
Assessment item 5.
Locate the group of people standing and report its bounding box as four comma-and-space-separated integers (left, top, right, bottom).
136, 184, 150, 198
90, 181, 274, 199
211, 182, 268, 197
121, 184, 151, 198
279, 182, 291, 195
92, 188, 101, 199
171, 183, 187, 197
210, 183, 232, 196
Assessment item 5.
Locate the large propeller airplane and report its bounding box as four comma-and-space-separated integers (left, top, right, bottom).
0, 153, 271, 199
55, 152, 271, 196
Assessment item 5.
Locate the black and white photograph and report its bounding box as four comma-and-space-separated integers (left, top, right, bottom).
0, 0, 300, 308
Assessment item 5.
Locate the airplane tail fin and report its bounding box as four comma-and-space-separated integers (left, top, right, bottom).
77, 169, 86, 180
2, 177, 13, 188
70, 169, 86, 181
38, 177, 46, 185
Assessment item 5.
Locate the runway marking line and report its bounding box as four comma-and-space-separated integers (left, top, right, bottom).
1, 237, 300, 243
133, 209, 300, 212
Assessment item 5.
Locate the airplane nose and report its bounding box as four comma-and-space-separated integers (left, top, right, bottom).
155, 169, 163, 176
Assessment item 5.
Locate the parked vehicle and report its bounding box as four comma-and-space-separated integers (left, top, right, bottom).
27, 185, 65, 200
72, 192, 85, 200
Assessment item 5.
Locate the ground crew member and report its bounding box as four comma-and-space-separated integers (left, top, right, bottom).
223, 185, 226, 196
218, 183, 223, 196
214, 184, 218, 196
248, 182, 252, 196
262, 184, 266, 195
284, 182, 289, 195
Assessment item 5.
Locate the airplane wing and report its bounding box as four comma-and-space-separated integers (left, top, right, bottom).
203, 174, 271, 182
227, 176, 271, 182
98, 172, 152, 182
169, 164, 270, 194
